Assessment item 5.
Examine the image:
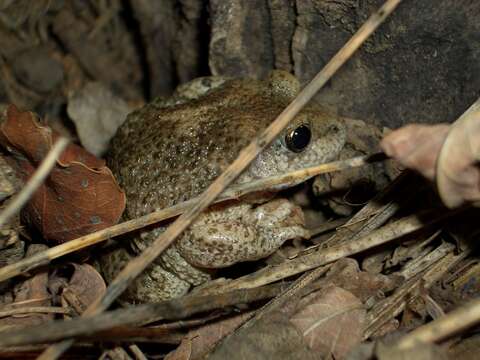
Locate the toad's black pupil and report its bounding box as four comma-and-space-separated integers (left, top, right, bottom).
286, 125, 311, 152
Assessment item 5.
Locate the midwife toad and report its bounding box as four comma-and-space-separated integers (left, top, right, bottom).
101, 71, 346, 303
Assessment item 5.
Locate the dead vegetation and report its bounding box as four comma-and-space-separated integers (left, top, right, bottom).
0, 0, 479, 359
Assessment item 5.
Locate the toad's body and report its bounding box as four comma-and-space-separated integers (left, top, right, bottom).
101, 71, 346, 303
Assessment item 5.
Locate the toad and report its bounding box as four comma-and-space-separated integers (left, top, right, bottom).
100, 71, 346, 303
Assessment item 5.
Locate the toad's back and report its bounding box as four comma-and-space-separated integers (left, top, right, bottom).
108, 78, 291, 218
102, 72, 347, 303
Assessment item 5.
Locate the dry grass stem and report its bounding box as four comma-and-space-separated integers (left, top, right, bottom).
128, 344, 148, 360
397, 238, 453, 279
254, 265, 332, 317
239, 153, 383, 191
0, 137, 69, 229
0, 154, 383, 283
0, 306, 71, 318
91, 326, 183, 344
146, 311, 228, 331
364, 274, 423, 339
0, 283, 288, 347
309, 217, 350, 237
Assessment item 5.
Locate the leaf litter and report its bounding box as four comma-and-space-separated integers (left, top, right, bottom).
0, 105, 125, 244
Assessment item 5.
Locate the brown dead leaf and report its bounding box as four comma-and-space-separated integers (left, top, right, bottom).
0, 105, 125, 244
208, 311, 319, 360
290, 285, 366, 360
50, 263, 106, 314
165, 312, 253, 360
380, 118, 480, 208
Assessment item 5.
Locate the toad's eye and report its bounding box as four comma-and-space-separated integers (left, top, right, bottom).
285, 125, 311, 153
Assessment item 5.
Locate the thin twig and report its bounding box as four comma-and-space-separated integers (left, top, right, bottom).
397, 238, 453, 279
0, 283, 288, 347
0, 343, 95, 359
0, 306, 71, 318
128, 344, 148, 360
0, 137, 69, 229
149, 312, 226, 330
0, 154, 383, 283
396, 297, 480, 350
91, 326, 184, 344
234, 264, 332, 341
364, 273, 424, 339
38, 1, 404, 358
309, 217, 350, 237
0, 296, 51, 308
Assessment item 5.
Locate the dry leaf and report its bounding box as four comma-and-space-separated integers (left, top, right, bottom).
380, 124, 450, 181
380, 115, 480, 208
67, 82, 131, 156
290, 285, 366, 360
165, 312, 253, 360
0, 105, 126, 244
0, 244, 52, 330
436, 102, 480, 207
208, 311, 319, 360
50, 263, 106, 314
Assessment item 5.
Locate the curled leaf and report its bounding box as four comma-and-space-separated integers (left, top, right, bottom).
380, 102, 480, 209
0, 105, 125, 244
436, 100, 480, 208
380, 124, 450, 181
50, 263, 106, 314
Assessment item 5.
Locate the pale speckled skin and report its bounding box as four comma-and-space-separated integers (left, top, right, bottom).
101, 71, 347, 303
